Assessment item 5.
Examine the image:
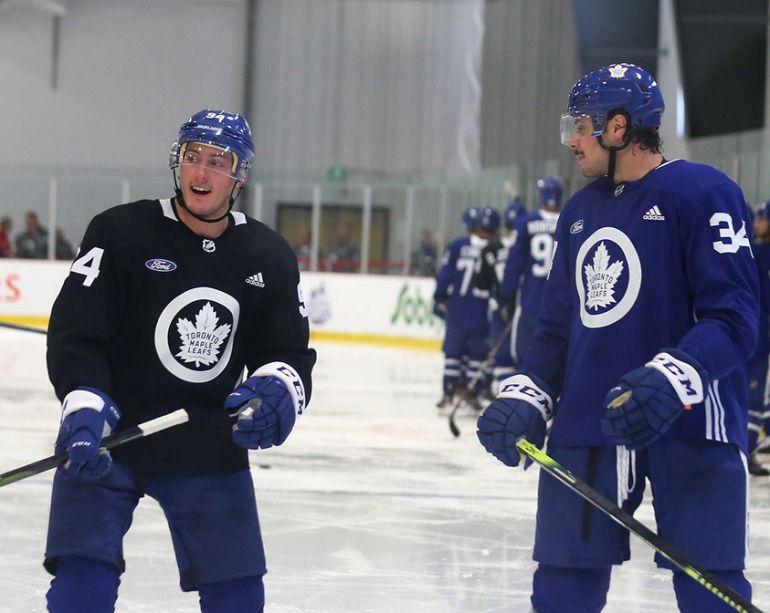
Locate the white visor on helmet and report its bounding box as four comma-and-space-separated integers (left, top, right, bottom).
559, 113, 607, 147
170, 142, 241, 181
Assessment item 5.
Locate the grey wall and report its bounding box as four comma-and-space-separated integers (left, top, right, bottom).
0, 0, 246, 170
251, 0, 485, 178
480, 0, 581, 199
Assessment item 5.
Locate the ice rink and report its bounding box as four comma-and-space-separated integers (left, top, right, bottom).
0, 330, 769, 612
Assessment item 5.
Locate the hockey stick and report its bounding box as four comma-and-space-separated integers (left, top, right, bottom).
516, 437, 764, 613
448, 316, 515, 438
0, 321, 47, 335
0, 409, 189, 488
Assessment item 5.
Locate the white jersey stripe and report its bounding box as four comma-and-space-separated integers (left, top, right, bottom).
739, 449, 749, 566
510, 304, 522, 362
704, 393, 714, 440
159, 198, 178, 221
714, 380, 728, 442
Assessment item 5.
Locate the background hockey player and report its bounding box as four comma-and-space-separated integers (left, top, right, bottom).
477, 64, 758, 611
749, 201, 770, 476
474, 200, 527, 395
434, 207, 497, 411
44, 109, 316, 612
497, 175, 562, 368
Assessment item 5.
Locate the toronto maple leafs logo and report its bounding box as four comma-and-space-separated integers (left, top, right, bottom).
584, 242, 624, 311
609, 64, 628, 78
175, 302, 232, 367
575, 227, 642, 329
154, 287, 241, 383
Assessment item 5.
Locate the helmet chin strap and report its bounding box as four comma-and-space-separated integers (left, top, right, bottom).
172, 172, 242, 224
597, 131, 633, 186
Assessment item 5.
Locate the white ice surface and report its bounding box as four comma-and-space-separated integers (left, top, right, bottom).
0, 331, 768, 612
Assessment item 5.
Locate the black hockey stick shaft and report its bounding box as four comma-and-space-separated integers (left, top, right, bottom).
0, 409, 189, 488
449, 316, 515, 437
516, 438, 764, 613
0, 320, 47, 335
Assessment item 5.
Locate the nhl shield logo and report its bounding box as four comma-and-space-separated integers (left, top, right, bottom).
154, 287, 240, 382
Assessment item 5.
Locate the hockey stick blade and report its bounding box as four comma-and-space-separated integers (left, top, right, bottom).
0, 321, 47, 335
0, 409, 189, 489
449, 317, 514, 438
516, 438, 764, 613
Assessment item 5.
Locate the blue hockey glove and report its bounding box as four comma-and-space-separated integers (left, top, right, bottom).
601, 349, 707, 450
224, 362, 306, 450
477, 373, 554, 467
54, 387, 121, 481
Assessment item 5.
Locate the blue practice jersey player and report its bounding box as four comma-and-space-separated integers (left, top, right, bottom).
749, 201, 770, 476
44, 110, 316, 612
477, 64, 758, 611
498, 176, 562, 367
434, 208, 495, 410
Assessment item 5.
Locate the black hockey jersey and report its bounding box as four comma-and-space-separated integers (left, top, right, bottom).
47, 199, 316, 475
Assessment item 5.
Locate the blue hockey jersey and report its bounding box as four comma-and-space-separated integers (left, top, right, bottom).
434, 234, 490, 331
499, 210, 559, 314
522, 160, 758, 451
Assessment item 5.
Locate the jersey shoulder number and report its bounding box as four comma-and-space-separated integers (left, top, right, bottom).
70, 247, 104, 287
709, 212, 751, 255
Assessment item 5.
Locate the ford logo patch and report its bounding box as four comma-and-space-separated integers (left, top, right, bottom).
145, 258, 177, 272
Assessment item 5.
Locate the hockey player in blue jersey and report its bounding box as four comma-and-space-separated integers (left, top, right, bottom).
748, 201, 770, 476
434, 208, 496, 410
477, 63, 758, 611
498, 176, 562, 367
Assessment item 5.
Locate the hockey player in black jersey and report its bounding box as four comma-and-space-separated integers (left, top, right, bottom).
44, 109, 316, 612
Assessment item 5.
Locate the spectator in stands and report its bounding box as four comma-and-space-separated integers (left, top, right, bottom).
327, 222, 360, 272
0, 216, 14, 257
15, 211, 48, 259
293, 229, 313, 271
411, 228, 438, 276
55, 229, 76, 261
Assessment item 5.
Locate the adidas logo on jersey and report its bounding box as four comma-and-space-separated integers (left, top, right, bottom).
246, 273, 265, 288
643, 205, 665, 221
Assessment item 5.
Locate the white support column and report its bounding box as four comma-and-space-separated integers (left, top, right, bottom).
361, 185, 372, 274
311, 185, 321, 272
402, 186, 415, 276
437, 186, 448, 255
252, 182, 263, 221
121, 178, 131, 203
47, 176, 58, 260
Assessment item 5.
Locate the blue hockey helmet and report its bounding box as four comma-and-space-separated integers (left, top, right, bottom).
756, 201, 770, 220
462, 207, 480, 232
170, 109, 255, 181
477, 207, 501, 234
560, 63, 664, 146
536, 176, 563, 208
504, 198, 527, 229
